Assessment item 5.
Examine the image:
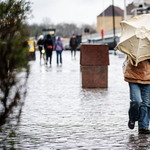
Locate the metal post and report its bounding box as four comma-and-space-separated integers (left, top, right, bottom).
124, 0, 127, 20
103, 0, 105, 42
134, 8, 137, 16
112, 0, 116, 55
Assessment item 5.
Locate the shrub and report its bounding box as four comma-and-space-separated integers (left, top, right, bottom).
0, 0, 31, 126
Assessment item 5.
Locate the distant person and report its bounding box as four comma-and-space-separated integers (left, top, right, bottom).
54, 36, 65, 66
44, 34, 53, 66
69, 34, 78, 58
37, 35, 44, 61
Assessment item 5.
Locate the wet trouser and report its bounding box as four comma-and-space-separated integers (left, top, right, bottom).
129, 82, 150, 129
39, 46, 42, 59
46, 49, 53, 64
56, 51, 62, 64
71, 47, 76, 57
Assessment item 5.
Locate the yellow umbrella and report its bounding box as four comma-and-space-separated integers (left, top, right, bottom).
114, 14, 150, 66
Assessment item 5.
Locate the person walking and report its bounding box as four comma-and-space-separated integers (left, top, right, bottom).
125, 59, 150, 134
44, 34, 53, 66
69, 34, 78, 58
37, 35, 44, 61
54, 36, 65, 66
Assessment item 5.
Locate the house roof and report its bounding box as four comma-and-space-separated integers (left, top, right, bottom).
98, 5, 124, 17
126, 2, 134, 15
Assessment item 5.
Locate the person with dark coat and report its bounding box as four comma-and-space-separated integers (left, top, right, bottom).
37, 35, 44, 60
69, 34, 78, 58
54, 36, 65, 66
44, 34, 53, 66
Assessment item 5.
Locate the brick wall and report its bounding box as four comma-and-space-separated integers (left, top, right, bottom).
80, 44, 109, 88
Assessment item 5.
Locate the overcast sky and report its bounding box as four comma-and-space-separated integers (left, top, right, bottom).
28, 0, 133, 26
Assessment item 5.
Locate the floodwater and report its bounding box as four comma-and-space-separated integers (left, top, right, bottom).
1, 50, 150, 149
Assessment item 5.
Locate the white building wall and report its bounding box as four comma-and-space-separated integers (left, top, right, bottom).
133, 0, 150, 7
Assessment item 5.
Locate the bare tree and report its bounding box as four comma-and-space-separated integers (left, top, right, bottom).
26, 21, 97, 38
41, 17, 52, 29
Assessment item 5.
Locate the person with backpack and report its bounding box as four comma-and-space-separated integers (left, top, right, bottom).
54, 36, 65, 66
69, 34, 78, 58
44, 34, 53, 66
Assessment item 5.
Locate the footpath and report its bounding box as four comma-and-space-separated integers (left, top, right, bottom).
18, 51, 150, 149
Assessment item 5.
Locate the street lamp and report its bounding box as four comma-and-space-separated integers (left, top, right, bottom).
112, 0, 116, 55
124, 0, 127, 20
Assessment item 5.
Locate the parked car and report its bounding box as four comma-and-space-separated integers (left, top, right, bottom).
64, 45, 70, 50
88, 36, 120, 50
65, 44, 81, 50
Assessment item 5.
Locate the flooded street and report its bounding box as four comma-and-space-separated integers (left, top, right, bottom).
2, 50, 150, 149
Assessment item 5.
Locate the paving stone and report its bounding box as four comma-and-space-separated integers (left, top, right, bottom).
1, 51, 150, 149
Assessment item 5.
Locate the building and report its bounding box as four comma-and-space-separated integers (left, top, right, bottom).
126, 2, 134, 19
97, 5, 124, 32
97, 3, 135, 32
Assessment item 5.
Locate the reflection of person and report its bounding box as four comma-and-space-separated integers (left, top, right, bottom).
37, 35, 44, 60
54, 36, 65, 66
44, 34, 53, 66
125, 59, 150, 134
69, 34, 78, 58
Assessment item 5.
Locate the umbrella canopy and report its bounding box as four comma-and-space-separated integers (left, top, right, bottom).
114, 14, 150, 66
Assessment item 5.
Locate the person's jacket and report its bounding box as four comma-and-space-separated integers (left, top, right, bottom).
37, 39, 44, 48
54, 37, 65, 51
124, 59, 150, 84
44, 34, 53, 50
69, 37, 78, 47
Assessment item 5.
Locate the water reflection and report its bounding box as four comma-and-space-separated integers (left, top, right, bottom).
128, 134, 150, 149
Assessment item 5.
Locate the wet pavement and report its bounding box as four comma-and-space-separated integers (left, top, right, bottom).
2, 50, 150, 149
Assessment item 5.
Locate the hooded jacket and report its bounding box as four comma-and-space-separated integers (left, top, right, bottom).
54, 37, 65, 51
44, 34, 53, 50
124, 59, 150, 84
